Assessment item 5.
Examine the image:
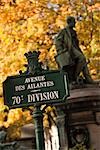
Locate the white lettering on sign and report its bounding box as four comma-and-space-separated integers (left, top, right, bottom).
11, 91, 59, 105
27, 81, 54, 90
14, 75, 55, 92
27, 91, 59, 102
15, 85, 25, 91
25, 75, 45, 83
12, 95, 24, 105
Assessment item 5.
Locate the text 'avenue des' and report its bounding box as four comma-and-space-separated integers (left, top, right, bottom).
12, 75, 60, 105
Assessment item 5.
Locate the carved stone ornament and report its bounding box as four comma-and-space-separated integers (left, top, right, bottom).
69, 126, 90, 148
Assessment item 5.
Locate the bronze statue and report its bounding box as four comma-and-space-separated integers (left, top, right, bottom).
55, 16, 94, 84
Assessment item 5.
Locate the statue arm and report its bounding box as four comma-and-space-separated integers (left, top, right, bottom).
55, 30, 65, 54
74, 31, 82, 52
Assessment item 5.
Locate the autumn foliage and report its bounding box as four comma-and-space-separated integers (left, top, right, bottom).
0, 0, 99, 140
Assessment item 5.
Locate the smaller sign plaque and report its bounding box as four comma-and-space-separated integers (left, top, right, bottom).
3, 71, 69, 108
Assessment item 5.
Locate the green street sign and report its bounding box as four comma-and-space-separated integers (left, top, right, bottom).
3, 71, 69, 108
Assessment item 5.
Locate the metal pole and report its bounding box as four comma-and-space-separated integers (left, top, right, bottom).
33, 105, 45, 150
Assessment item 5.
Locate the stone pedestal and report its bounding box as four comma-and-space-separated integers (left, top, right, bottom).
66, 84, 100, 149
56, 107, 68, 150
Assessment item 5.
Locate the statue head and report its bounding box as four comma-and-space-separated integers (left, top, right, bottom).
66, 16, 76, 28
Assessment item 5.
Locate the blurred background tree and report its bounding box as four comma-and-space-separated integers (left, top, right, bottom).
0, 0, 99, 140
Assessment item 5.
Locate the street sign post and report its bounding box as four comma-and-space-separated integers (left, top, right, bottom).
3, 70, 69, 108
3, 51, 69, 150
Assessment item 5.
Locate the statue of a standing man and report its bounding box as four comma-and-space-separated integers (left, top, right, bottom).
55, 16, 94, 84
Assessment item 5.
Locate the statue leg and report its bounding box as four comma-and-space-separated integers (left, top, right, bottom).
74, 53, 86, 80
72, 49, 93, 83
75, 54, 93, 83
82, 65, 94, 83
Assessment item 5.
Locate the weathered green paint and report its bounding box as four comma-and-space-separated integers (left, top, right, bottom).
33, 106, 45, 150
3, 70, 69, 108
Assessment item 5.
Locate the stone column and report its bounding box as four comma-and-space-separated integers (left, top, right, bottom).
56, 107, 68, 150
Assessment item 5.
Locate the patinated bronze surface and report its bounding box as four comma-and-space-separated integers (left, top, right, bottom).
55, 16, 94, 84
